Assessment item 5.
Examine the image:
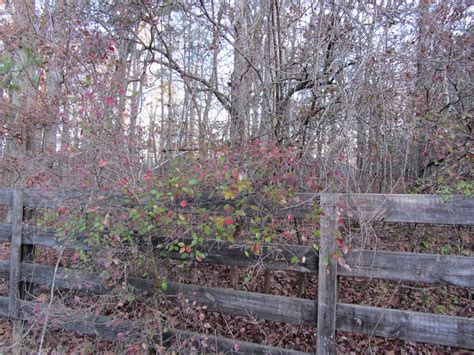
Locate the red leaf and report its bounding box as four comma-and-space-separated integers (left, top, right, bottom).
342, 244, 349, 255
224, 217, 233, 225
118, 178, 128, 187
287, 213, 294, 222
122, 157, 130, 169
338, 256, 352, 272
252, 243, 260, 255
336, 239, 343, 247
195, 255, 202, 262
106, 97, 114, 105
98, 159, 107, 167
180, 200, 188, 208
185, 245, 192, 253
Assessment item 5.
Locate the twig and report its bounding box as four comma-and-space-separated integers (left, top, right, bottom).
362, 280, 401, 354
37, 246, 65, 355
151, 151, 189, 171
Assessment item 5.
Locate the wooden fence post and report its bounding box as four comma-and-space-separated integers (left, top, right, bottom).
317, 193, 338, 354
8, 189, 24, 351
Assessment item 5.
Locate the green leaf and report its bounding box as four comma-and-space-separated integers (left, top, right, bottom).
421, 240, 430, 249
79, 249, 87, 262
32, 73, 40, 87
182, 187, 193, 195
440, 245, 451, 255
203, 225, 212, 236
456, 180, 472, 197
160, 280, 168, 291
6, 78, 19, 90
0, 55, 14, 75
236, 209, 246, 217
290, 256, 299, 264
129, 209, 140, 219
24, 47, 35, 66
312, 243, 320, 251
322, 256, 329, 266
189, 178, 199, 185
250, 227, 260, 234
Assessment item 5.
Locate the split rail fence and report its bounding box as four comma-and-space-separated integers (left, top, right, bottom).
0, 188, 473, 354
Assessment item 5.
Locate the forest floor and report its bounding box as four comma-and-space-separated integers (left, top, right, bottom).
0, 223, 471, 354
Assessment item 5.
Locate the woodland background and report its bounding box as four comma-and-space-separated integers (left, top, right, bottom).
0, 0, 471, 194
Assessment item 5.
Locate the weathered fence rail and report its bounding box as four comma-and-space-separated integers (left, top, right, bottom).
0, 260, 472, 349
0, 224, 472, 288
0, 225, 472, 286
0, 188, 473, 354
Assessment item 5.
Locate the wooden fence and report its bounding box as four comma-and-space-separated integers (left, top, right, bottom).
0, 188, 473, 354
